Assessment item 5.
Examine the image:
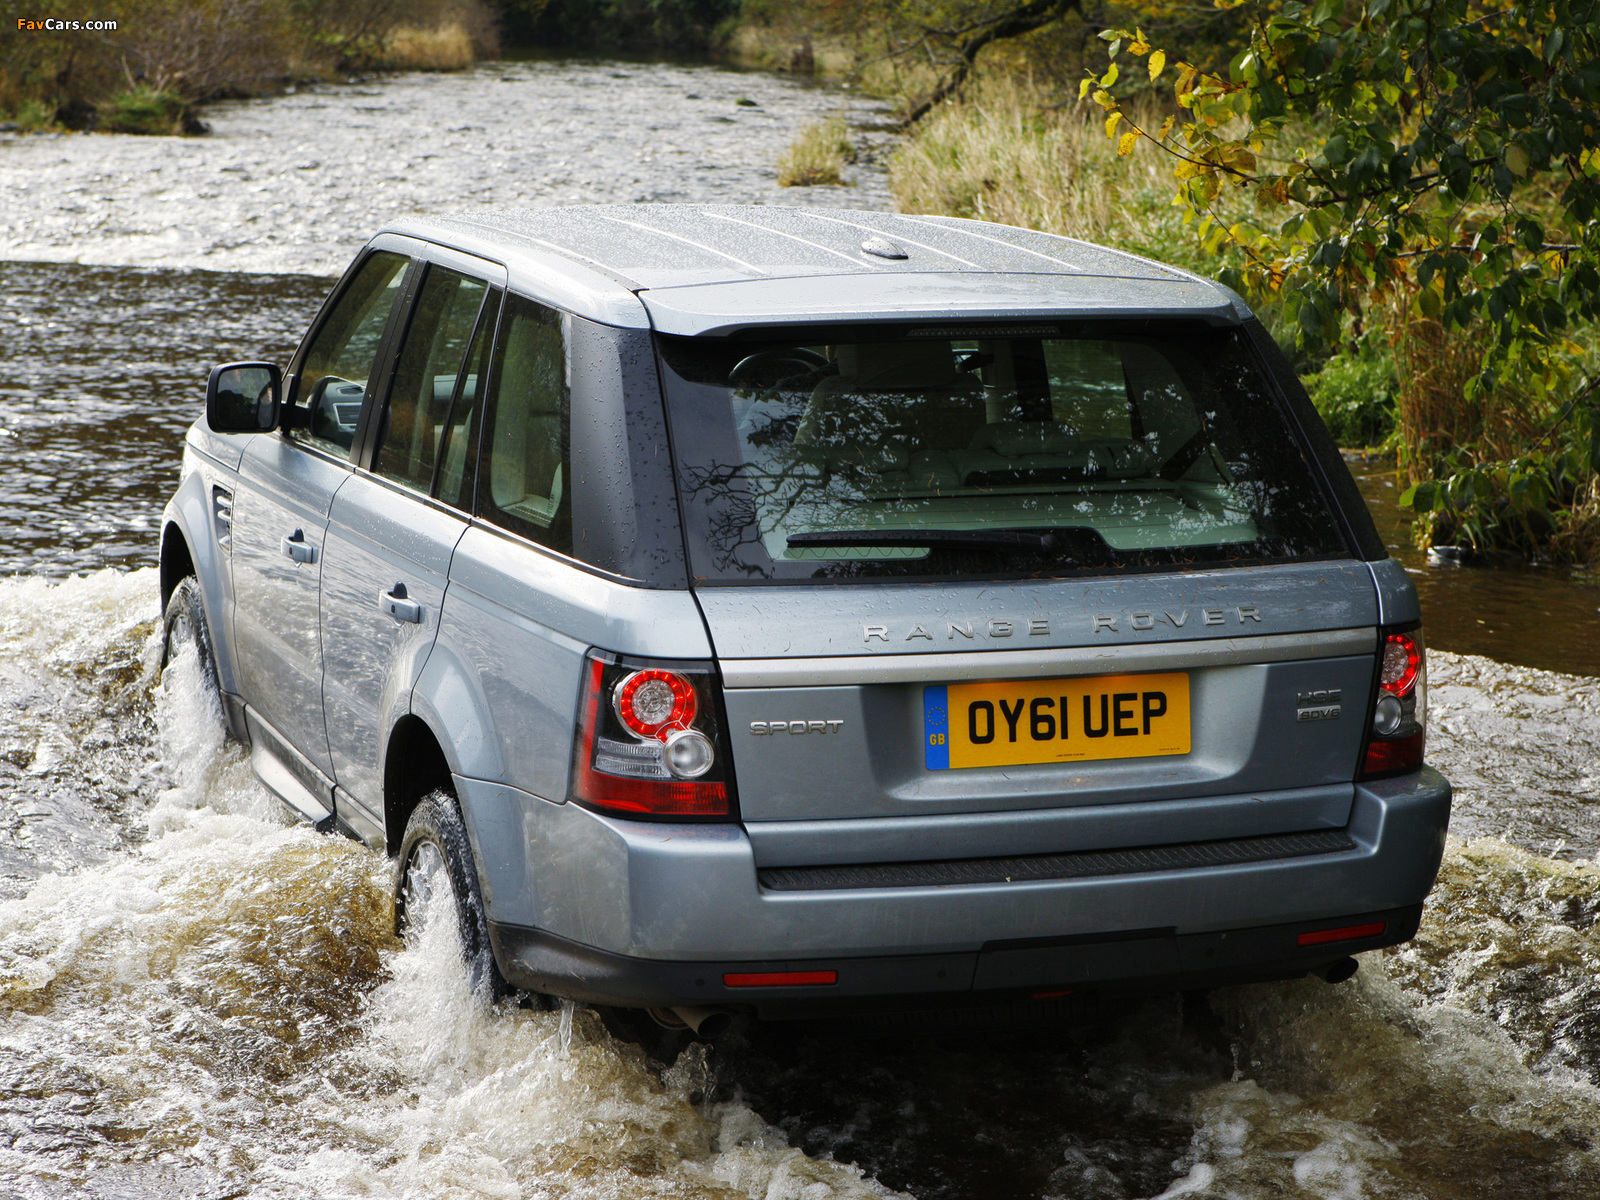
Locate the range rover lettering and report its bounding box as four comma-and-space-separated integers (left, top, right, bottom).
159, 205, 1450, 1030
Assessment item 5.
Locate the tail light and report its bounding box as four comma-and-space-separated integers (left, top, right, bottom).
1359, 626, 1426, 779
570, 649, 734, 819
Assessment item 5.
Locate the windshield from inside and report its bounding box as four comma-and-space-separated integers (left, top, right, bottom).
655, 322, 1349, 583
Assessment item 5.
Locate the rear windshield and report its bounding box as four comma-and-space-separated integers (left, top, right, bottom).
655, 323, 1349, 583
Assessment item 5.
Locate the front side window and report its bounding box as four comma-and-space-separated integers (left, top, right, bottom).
657, 323, 1349, 583
297, 251, 409, 457
373, 265, 488, 494
481, 295, 571, 554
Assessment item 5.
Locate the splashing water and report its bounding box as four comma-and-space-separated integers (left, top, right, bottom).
3, 568, 1600, 1199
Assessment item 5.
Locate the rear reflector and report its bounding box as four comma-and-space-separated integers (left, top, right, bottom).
1297, 921, 1386, 947
1031, 990, 1074, 1000
723, 970, 837, 988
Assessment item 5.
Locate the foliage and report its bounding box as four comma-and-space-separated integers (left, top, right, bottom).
5, 98, 56, 131
99, 86, 190, 135
0, 0, 489, 130
1086, 0, 1600, 560
493, 0, 741, 50
1401, 441, 1598, 559
777, 119, 855, 186
1305, 341, 1396, 447
890, 78, 1209, 262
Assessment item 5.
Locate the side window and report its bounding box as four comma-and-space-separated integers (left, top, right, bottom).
373, 265, 487, 492
434, 287, 501, 511
297, 251, 409, 457
481, 295, 571, 554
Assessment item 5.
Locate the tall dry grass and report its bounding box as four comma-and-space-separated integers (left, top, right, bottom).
384, 24, 476, 71
777, 118, 855, 187
889, 78, 1197, 267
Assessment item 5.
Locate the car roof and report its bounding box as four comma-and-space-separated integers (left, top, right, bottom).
381, 204, 1249, 335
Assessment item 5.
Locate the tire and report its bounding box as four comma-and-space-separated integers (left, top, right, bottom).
160, 576, 223, 715
394, 791, 510, 1000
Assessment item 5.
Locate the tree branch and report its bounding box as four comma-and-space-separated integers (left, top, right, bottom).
899, 0, 1083, 129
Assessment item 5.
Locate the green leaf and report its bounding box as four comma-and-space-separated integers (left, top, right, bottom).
1505, 143, 1529, 177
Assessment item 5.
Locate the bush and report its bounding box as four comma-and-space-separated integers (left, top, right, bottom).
99, 86, 188, 135
776, 119, 854, 187
1304, 349, 1397, 448
5, 98, 56, 131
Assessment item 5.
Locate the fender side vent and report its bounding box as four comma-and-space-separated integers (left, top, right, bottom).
757, 829, 1357, 892
212, 486, 234, 553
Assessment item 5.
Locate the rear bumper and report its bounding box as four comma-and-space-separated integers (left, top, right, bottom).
488, 903, 1422, 1016
455, 766, 1449, 1007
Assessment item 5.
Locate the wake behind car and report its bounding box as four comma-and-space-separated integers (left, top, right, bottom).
160, 204, 1450, 1029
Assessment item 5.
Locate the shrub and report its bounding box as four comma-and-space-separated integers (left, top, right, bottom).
99, 86, 188, 135
9, 99, 56, 132
777, 118, 854, 187
1304, 349, 1397, 448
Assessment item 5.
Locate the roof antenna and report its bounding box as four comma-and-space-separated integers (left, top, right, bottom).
860, 236, 908, 260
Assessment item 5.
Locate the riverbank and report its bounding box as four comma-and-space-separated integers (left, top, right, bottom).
0, 59, 894, 276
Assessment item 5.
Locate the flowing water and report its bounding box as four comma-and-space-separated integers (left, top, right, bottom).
4, 57, 1600, 1200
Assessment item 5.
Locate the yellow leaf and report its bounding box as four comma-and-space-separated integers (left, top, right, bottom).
1079, 77, 1093, 101
1505, 144, 1529, 177
1148, 50, 1166, 80
1106, 111, 1123, 138
1119, 130, 1140, 156
1130, 39, 1150, 56
1158, 116, 1176, 141
1175, 62, 1199, 96
1093, 89, 1116, 110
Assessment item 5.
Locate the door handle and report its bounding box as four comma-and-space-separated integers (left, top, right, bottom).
380, 582, 423, 624
280, 529, 317, 564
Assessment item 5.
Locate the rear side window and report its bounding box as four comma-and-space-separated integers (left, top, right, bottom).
373, 265, 488, 493
297, 251, 409, 457
480, 295, 571, 554
656, 323, 1350, 582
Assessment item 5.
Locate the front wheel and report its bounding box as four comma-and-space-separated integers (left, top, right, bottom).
159, 576, 227, 734
394, 792, 510, 1000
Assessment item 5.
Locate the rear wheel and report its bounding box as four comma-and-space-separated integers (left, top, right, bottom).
394, 792, 510, 1000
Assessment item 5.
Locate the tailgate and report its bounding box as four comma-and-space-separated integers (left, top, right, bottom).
701, 560, 1379, 824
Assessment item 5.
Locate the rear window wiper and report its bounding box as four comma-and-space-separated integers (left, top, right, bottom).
786, 527, 1109, 553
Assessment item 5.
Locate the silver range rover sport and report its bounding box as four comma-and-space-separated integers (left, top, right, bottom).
160, 204, 1450, 1028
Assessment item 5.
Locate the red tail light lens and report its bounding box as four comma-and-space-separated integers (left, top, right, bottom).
1379, 633, 1420, 695
615, 669, 697, 738
1360, 628, 1426, 779
571, 651, 732, 819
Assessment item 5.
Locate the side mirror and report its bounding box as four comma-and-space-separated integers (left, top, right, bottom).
206, 362, 282, 433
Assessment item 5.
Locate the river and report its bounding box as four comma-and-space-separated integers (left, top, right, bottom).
3, 56, 1600, 1200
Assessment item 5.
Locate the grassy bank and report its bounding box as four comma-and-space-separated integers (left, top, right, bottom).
1, 0, 496, 135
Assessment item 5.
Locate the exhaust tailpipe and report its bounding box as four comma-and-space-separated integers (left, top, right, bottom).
1315, 957, 1359, 985
670, 1005, 733, 1038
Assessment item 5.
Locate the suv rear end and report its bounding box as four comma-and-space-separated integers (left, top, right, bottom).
473, 220, 1449, 1021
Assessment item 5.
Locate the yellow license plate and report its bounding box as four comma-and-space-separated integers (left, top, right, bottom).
923, 673, 1191, 770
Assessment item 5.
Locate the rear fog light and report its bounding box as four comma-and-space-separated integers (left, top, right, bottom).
1297, 921, 1386, 947
723, 970, 838, 988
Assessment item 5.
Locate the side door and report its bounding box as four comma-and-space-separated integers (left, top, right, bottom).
229, 249, 412, 803
319, 250, 505, 839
